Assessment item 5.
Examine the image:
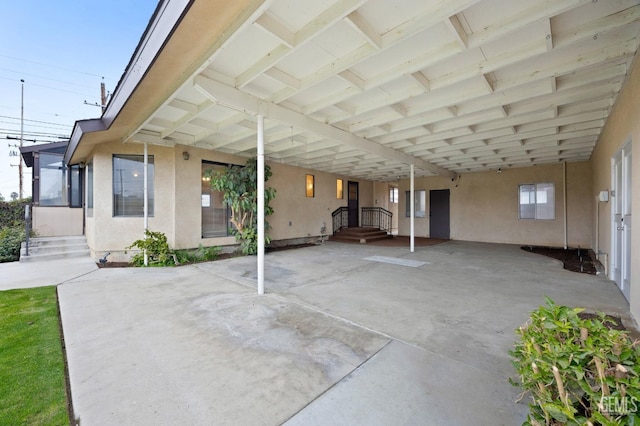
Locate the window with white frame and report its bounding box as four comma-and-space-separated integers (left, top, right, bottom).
519, 183, 555, 220
201, 161, 231, 238
86, 161, 93, 217
405, 190, 426, 218
389, 187, 398, 203
113, 155, 154, 217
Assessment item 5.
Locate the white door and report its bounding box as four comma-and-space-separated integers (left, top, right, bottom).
612, 144, 632, 301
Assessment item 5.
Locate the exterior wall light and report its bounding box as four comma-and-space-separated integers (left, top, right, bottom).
182, 151, 190, 160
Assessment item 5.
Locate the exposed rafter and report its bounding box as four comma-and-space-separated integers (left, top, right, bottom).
194, 75, 456, 179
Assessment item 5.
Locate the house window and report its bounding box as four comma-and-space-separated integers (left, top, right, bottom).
39, 152, 67, 206
113, 154, 154, 217
201, 161, 231, 238
405, 190, 426, 218
86, 161, 93, 217
336, 179, 343, 199
69, 165, 82, 208
306, 174, 315, 197
519, 183, 555, 220
390, 187, 398, 203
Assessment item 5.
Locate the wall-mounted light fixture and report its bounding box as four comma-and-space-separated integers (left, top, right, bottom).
497, 168, 502, 174
182, 151, 190, 160
305, 174, 315, 197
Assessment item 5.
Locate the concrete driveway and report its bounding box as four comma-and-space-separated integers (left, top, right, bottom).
53, 240, 633, 425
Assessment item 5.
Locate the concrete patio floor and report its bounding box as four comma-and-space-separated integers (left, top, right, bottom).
51, 240, 634, 425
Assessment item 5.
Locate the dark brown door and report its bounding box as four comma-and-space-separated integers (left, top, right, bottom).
429, 189, 450, 239
348, 181, 359, 227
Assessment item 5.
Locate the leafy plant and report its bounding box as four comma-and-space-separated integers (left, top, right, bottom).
0, 226, 25, 263
205, 158, 276, 255
126, 229, 175, 266
510, 297, 640, 425
174, 244, 220, 264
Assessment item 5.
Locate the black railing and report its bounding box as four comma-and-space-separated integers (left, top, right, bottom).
331, 207, 349, 234
361, 207, 392, 233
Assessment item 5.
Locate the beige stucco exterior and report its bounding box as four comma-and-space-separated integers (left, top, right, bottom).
396, 161, 593, 248
83, 141, 378, 260
590, 54, 639, 321
32, 207, 83, 237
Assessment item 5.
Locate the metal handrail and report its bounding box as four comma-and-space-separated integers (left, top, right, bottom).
331, 207, 348, 234
361, 207, 392, 233
24, 204, 31, 257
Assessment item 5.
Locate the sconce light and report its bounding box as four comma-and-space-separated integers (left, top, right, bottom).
182, 151, 190, 160
305, 174, 315, 197
78, 161, 86, 169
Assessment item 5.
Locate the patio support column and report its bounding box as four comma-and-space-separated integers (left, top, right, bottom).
410, 164, 415, 252
143, 141, 149, 266
257, 114, 265, 295
563, 161, 568, 250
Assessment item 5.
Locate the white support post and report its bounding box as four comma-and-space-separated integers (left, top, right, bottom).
410, 164, 415, 252
143, 141, 149, 266
257, 115, 265, 295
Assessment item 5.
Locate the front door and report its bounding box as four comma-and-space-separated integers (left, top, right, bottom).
430, 189, 450, 239
348, 181, 359, 227
612, 144, 632, 301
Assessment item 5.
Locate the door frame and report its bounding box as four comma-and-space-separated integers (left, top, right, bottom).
429, 189, 450, 239
611, 141, 632, 301
348, 181, 359, 227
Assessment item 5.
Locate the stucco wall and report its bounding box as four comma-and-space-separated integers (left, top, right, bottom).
85, 142, 378, 257
397, 161, 592, 248
268, 162, 373, 240
32, 207, 83, 236
590, 53, 640, 321
85, 141, 176, 260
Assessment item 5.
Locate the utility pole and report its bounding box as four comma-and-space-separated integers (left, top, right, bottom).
101, 78, 107, 114
19, 79, 24, 200
84, 77, 108, 113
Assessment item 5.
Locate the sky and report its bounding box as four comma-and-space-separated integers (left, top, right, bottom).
0, 0, 159, 200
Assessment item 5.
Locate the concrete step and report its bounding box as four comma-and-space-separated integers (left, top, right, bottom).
331, 227, 391, 244
20, 236, 90, 262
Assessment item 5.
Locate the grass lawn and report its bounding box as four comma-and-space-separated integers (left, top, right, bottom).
0, 286, 69, 425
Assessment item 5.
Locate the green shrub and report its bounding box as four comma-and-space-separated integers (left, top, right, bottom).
0, 226, 25, 263
206, 158, 276, 255
0, 199, 30, 228
510, 297, 640, 425
125, 229, 174, 266
174, 244, 220, 264
0, 199, 31, 263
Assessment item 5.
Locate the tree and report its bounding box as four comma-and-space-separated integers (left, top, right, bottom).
206, 158, 276, 255
0, 193, 4, 202
10, 192, 18, 201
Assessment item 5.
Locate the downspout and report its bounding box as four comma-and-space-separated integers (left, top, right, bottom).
143, 141, 149, 266
410, 164, 415, 253
563, 161, 568, 250
257, 114, 265, 295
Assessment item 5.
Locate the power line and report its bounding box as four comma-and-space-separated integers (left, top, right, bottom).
0, 67, 98, 90
0, 76, 96, 98
0, 53, 110, 81
0, 115, 72, 128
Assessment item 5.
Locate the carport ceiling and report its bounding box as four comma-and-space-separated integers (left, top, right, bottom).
129, 0, 640, 181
